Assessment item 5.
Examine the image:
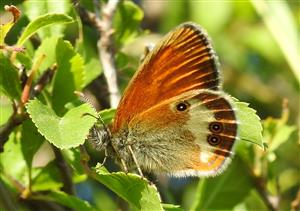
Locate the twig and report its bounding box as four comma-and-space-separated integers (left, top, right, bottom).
0, 179, 19, 211
74, 0, 121, 108
0, 110, 26, 152
97, 0, 120, 108
0, 65, 56, 152
292, 188, 300, 211
240, 155, 277, 211
52, 146, 76, 195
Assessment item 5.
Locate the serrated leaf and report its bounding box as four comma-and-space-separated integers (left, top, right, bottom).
26, 99, 97, 149
94, 165, 163, 211
191, 156, 252, 211
52, 39, 85, 113
17, 13, 73, 45
21, 119, 44, 169
113, 1, 144, 46
235, 101, 264, 148
34, 191, 96, 211
0, 53, 21, 99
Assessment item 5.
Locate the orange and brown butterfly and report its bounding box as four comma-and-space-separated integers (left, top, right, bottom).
90, 22, 238, 177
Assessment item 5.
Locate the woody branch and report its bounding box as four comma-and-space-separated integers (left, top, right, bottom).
74, 0, 121, 108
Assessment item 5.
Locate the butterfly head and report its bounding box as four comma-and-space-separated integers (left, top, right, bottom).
88, 121, 111, 151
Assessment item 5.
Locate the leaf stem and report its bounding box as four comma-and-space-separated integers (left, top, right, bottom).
52, 146, 76, 196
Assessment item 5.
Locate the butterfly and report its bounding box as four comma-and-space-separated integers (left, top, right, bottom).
90, 22, 238, 177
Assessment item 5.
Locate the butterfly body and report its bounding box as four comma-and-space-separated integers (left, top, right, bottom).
91, 22, 239, 177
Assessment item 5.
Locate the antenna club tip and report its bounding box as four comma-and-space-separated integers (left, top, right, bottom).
74, 91, 84, 97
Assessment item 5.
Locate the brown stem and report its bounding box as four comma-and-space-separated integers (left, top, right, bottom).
73, 0, 121, 108
239, 155, 277, 211
52, 146, 76, 196
0, 64, 56, 152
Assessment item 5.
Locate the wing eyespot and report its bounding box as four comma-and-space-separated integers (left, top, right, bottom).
176, 101, 190, 111
209, 122, 223, 133
207, 134, 222, 146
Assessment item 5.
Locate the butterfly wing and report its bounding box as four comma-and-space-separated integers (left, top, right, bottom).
113, 23, 220, 132
127, 90, 238, 176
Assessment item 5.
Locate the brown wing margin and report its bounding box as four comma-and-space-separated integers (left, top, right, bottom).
112, 22, 221, 132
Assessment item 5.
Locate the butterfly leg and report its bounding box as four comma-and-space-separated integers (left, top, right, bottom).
99, 148, 108, 166
120, 157, 129, 173
127, 145, 144, 178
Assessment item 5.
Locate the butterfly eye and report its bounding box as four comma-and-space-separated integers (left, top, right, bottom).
209, 122, 223, 133
207, 135, 221, 146
176, 101, 190, 111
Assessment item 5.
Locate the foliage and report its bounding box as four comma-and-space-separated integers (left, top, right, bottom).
0, 1, 299, 211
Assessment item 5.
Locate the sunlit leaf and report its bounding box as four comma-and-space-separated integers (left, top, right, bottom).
263, 117, 296, 152
26, 99, 97, 149
17, 13, 73, 45
113, 1, 144, 46
94, 165, 163, 211
235, 101, 264, 148
0, 53, 21, 100
24, 0, 72, 39
52, 39, 85, 113
0, 5, 20, 44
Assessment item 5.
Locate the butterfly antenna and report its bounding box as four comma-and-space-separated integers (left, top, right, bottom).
74, 91, 105, 123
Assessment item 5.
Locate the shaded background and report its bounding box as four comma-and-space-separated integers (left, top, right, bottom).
0, 0, 299, 210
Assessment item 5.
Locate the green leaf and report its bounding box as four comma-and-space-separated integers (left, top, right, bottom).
251, 0, 300, 83
0, 5, 20, 44
26, 99, 97, 149
190, 1, 232, 34
31, 161, 62, 192
94, 165, 163, 211
33, 37, 58, 71
0, 19, 14, 45
21, 119, 44, 169
0, 95, 13, 125
234, 101, 264, 148
52, 39, 85, 113
191, 156, 253, 211
76, 27, 102, 87
24, 0, 72, 39
17, 13, 73, 45
99, 109, 116, 124
0, 53, 21, 100
34, 191, 96, 211
263, 117, 296, 152
62, 148, 86, 182
113, 1, 144, 46
0, 132, 29, 186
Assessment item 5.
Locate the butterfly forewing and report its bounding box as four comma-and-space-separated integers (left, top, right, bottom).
113, 23, 220, 132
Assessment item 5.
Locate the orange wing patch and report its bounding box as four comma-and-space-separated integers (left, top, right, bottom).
113, 23, 220, 132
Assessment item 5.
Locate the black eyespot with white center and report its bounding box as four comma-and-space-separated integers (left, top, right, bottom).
176, 101, 190, 112
209, 122, 223, 133
207, 135, 221, 146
